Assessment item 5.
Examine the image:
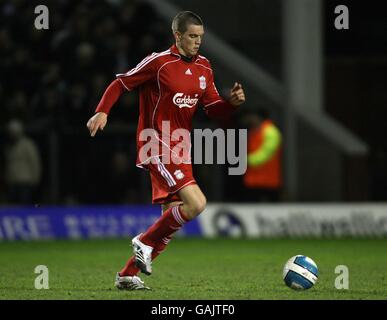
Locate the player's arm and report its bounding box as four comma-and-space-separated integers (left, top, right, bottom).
202, 70, 245, 122
87, 79, 124, 137
87, 54, 157, 137
228, 82, 245, 107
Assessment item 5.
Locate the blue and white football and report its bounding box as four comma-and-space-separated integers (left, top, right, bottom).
283, 255, 319, 290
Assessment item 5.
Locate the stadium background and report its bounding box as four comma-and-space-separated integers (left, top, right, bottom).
0, 0, 387, 300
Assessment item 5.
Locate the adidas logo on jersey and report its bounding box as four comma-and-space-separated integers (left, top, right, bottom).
185, 68, 192, 75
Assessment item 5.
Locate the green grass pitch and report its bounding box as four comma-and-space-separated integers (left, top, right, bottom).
0, 238, 386, 300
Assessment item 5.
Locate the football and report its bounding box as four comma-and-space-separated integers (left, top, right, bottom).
283, 255, 319, 290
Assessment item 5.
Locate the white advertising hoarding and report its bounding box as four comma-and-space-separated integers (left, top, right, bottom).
198, 203, 387, 237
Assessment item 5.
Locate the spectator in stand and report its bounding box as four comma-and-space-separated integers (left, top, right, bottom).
242, 109, 283, 202
3, 120, 42, 205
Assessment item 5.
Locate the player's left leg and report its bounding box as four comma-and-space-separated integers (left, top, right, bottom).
118, 201, 182, 278
116, 202, 179, 290
119, 184, 206, 277
133, 184, 205, 275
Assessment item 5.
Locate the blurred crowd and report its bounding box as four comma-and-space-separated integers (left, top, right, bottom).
0, 0, 173, 205
2, 1, 383, 206
0, 0, 170, 129
1, 0, 268, 206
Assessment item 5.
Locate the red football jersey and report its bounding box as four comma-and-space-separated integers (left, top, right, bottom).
116, 44, 232, 168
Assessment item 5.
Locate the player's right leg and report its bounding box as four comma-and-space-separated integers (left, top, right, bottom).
114, 272, 150, 290
117, 187, 206, 288
117, 160, 206, 283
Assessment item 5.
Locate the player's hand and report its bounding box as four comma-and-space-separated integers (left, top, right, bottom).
87, 112, 108, 137
228, 82, 245, 107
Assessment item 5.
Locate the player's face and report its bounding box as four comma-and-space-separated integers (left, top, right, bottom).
177, 24, 204, 57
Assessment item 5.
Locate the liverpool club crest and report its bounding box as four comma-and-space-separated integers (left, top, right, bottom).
199, 76, 206, 90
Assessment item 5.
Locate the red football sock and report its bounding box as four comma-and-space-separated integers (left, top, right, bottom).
139, 205, 189, 247
119, 257, 138, 276
119, 205, 188, 276
119, 235, 173, 276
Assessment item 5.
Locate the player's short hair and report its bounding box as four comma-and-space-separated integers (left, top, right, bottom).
171, 11, 203, 34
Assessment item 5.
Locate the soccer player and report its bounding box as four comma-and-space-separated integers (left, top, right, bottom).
86, 11, 245, 290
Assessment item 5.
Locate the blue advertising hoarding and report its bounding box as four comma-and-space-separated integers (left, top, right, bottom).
0, 206, 202, 241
